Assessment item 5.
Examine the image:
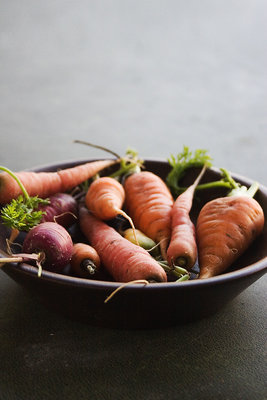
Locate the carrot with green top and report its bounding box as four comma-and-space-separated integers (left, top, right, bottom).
75, 141, 174, 259
196, 169, 265, 278
166, 164, 207, 269
0, 159, 117, 205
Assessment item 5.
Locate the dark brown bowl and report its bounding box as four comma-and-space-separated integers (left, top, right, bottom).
1, 159, 266, 329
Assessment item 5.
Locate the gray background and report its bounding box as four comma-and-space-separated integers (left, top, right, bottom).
1, 1, 266, 399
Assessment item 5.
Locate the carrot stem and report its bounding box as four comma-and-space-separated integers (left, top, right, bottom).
195, 181, 233, 191
216, 168, 260, 198
74, 140, 121, 159
158, 260, 189, 278
176, 274, 190, 282
74, 140, 143, 178
228, 181, 259, 198
221, 168, 239, 188
246, 181, 260, 198
80, 259, 97, 275
195, 168, 257, 197
110, 149, 143, 179
0, 166, 30, 200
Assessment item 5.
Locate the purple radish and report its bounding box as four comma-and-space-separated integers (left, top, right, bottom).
39, 193, 77, 227
22, 222, 73, 272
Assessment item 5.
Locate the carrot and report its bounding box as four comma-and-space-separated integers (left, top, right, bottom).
70, 242, 101, 278
166, 165, 207, 269
122, 147, 213, 260
76, 144, 172, 259
0, 159, 117, 205
124, 171, 174, 259
85, 177, 138, 243
78, 206, 167, 283
196, 170, 265, 278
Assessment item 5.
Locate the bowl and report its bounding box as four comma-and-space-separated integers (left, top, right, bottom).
1, 159, 267, 329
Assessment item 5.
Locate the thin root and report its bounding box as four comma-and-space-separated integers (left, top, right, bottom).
74, 140, 121, 159
53, 211, 77, 224
117, 209, 139, 246
6, 228, 20, 254
104, 279, 149, 303
147, 241, 161, 254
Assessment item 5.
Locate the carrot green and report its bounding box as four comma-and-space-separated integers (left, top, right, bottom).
0, 166, 49, 232
166, 146, 213, 196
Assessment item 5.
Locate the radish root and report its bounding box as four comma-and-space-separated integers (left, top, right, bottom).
0, 251, 45, 277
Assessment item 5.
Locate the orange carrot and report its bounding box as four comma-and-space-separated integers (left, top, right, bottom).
79, 206, 167, 283
167, 165, 207, 269
85, 176, 138, 244
70, 242, 101, 278
85, 177, 125, 219
0, 159, 116, 205
196, 175, 265, 279
124, 171, 174, 259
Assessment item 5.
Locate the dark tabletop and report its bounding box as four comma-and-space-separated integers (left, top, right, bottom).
1, 1, 266, 399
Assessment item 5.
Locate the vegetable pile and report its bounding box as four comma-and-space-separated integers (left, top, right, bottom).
0, 144, 265, 284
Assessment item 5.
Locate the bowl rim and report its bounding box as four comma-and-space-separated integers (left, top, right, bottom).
1, 255, 267, 291
1, 157, 267, 291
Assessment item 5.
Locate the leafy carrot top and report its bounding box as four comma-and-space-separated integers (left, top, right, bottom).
0, 166, 49, 232
166, 146, 213, 196
1, 195, 49, 231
